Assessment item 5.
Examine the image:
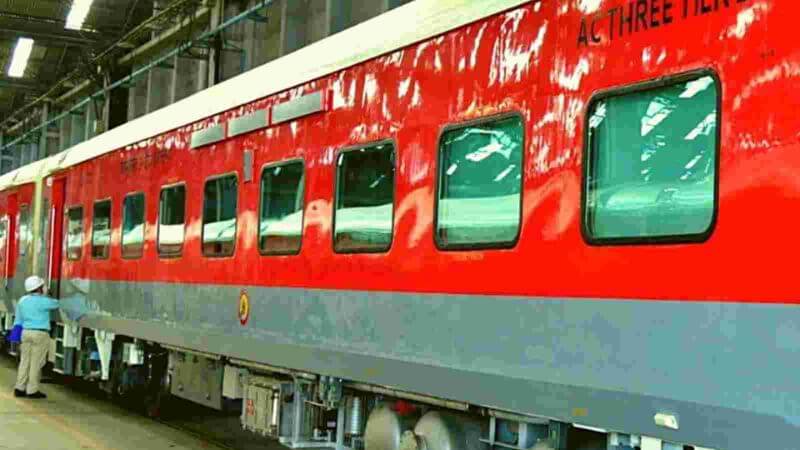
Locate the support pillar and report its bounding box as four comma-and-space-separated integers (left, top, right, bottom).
85, 97, 102, 141
280, 0, 334, 56
307, 0, 328, 44
220, 0, 247, 81
19, 143, 33, 167
327, 0, 352, 35
37, 103, 49, 161
146, 64, 173, 113
206, 0, 224, 88
85, 101, 94, 141
0, 133, 10, 174
280, 0, 306, 55
45, 126, 59, 157
13, 144, 22, 170
127, 67, 149, 121
248, 0, 282, 67
105, 68, 130, 131
172, 54, 204, 103
69, 107, 86, 148
58, 113, 72, 152
385, 0, 410, 10
16, 143, 24, 168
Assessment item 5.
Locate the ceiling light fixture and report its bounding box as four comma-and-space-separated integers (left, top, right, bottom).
66, 0, 95, 31
8, 38, 34, 78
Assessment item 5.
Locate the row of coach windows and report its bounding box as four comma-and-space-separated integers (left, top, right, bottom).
61, 72, 719, 260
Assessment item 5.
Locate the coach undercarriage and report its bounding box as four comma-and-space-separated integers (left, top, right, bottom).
0, 315, 715, 450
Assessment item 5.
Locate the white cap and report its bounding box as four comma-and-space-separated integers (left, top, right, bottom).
24, 275, 45, 293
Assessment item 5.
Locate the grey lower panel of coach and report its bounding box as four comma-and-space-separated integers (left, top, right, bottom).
55, 279, 800, 450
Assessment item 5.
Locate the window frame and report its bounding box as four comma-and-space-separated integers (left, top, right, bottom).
121, 191, 146, 260
433, 111, 526, 252
157, 182, 187, 258
258, 159, 306, 256
91, 198, 112, 260
65, 205, 84, 261
332, 139, 397, 255
581, 68, 722, 246
200, 172, 239, 258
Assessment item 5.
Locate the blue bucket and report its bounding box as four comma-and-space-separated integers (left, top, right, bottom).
9, 325, 22, 344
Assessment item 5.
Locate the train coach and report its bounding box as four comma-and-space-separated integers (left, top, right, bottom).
0, 0, 795, 449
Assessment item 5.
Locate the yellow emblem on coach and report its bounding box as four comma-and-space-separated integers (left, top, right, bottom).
238, 289, 250, 325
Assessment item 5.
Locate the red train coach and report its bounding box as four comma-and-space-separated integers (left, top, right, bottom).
0, 1, 796, 449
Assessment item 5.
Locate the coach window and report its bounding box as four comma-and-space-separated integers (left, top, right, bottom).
158, 184, 186, 257
39, 197, 50, 272
66, 207, 83, 260
0, 218, 7, 262
584, 73, 719, 243
91, 200, 111, 259
122, 192, 145, 259
334, 142, 395, 253
260, 161, 304, 255
18, 205, 30, 256
436, 114, 523, 249
202, 174, 238, 257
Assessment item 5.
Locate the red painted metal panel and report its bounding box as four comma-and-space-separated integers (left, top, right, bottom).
7, 184, 36, 280
6, 192, 17, 280
0, 196, 7, 282
5, 0, 788, 304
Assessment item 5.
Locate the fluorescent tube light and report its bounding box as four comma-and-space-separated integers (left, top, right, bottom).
66, 0, 95, 31
8, 38, 34, 78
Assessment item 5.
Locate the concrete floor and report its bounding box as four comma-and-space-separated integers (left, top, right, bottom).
0, 356, 226, 450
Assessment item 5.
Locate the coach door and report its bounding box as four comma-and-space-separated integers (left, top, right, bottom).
5, 193, 17, 293
0, 198, 12, 311
0, 214, 7, 285
45, 178, 66, 297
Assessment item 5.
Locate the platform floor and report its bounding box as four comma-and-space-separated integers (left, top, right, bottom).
0, 356, 227, 450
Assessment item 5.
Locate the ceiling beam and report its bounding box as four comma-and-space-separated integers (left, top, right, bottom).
0, 11, 122, 49
0, 76, 47, 94
0, 27, 102, 47
0, 11, 121, 35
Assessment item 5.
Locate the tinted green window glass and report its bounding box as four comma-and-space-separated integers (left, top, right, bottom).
18, 205, 30, 257
39, 198, 49, 277
0, 218, 8, 262
91, 200, 111, 259
66, 207, 83, 260
260, 162, 304, 255
158, 185, 185, 256
437, 116, 523, 248
334, 144, 394, 253
122, 193, 145, 258
202, 175, 237, 256
585, 75, 718, 241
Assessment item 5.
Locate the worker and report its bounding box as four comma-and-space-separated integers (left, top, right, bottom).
13, 275, 59, 399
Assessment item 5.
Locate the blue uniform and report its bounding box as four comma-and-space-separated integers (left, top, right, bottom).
13, 294, 59, 331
